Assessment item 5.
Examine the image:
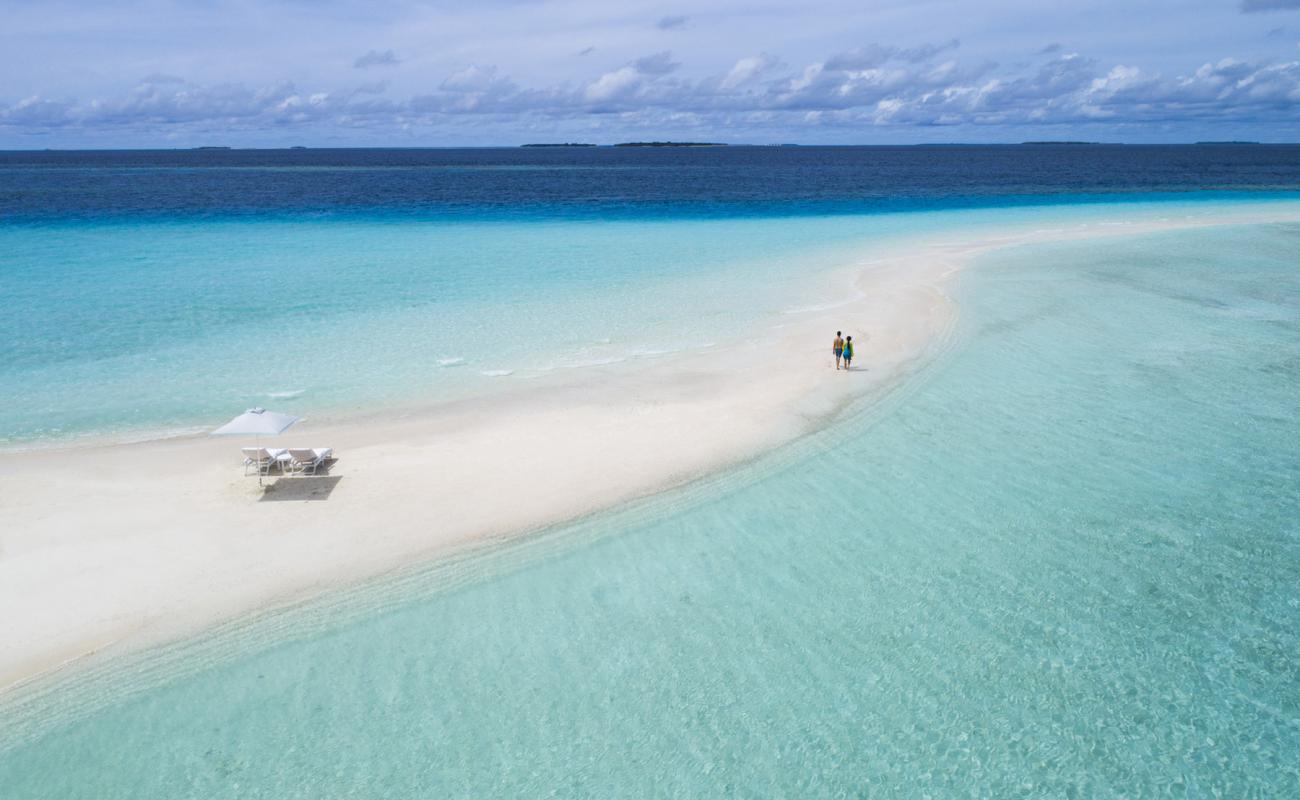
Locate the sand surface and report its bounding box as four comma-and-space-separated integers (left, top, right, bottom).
3, 204, 1298, 691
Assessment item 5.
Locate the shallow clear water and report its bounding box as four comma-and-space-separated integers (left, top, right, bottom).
2, 220, 1296, 796
4, 196, 1298, 448
0, 214, 883, 444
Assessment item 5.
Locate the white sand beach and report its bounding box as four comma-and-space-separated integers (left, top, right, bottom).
3, 204, 1299, 692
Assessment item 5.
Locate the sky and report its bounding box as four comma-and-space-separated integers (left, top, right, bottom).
2, 0, 1300, 147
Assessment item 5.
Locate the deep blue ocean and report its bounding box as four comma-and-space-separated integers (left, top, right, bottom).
4, 144, 1300, 221
1, 146, 1298, 797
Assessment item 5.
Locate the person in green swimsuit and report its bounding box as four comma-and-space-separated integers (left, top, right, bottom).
841, 335, 853, 370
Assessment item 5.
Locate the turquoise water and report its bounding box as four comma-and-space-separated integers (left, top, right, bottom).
0, 215, 874, 445
2, 219, 1296, 796
3, 197, 1295, 449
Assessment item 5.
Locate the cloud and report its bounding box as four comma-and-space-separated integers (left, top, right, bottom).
578, 52, 686, 107
0, 96, 74, 127
440, 65, 502, 93
634, 51, 680, 75
6, 45, 1300, 139
720, 54, 781, 90
1241, 0, 1300, 11
8, 0, 1300, 146
423, 65, 533, 112
824, 39, 959, 71
0, 78, 409, 132
897, 39, 961, 63
353, 49, 399, 69
584, 67, 643, 104
824, 45, 896, 71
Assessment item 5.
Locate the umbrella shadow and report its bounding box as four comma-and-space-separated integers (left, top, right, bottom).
259, 474, 343, 502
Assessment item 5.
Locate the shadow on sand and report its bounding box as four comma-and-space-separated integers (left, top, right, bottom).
259, 461, 342, 502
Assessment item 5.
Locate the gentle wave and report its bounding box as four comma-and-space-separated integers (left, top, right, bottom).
480, 370, 514, 377
780, 290, 866, 315
266, 389, 306, 399
559, 356, 625, 369
437, 358, 466, 367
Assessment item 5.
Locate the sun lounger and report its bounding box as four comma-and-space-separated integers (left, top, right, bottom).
285, 447, 333, 476
242, 447, 288, 477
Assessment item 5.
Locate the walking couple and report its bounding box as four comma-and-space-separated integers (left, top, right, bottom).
832, 331, 854, 370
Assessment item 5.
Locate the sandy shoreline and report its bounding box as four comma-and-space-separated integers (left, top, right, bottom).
3, 203, 1299, 693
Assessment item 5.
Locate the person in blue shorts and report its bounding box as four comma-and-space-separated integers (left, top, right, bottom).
833, 331, 844, 369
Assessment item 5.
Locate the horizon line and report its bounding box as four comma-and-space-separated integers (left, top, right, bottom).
1, 141, 1297, 153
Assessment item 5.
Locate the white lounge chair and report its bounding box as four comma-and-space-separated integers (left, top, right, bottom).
286, 447, 333, 476
242, 447, 288, 477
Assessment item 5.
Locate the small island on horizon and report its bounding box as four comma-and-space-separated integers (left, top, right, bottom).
519, 141, 728, 148
614, 141, 727, 147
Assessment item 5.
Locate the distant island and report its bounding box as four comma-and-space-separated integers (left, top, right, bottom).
1195, 141, 1260, 145
1020, 141, 1102, 145
521, 143, 597, 147
614, 141, 727, 147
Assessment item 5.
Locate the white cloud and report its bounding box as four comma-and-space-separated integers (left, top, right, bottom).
585, 67, 642, 104
6, 42, 1300, 140
441, 65, 503, 93
720, 54, 781, 90
1, 96, 73, 127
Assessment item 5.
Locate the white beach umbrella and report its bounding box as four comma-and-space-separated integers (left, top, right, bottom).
211, 407, 300, 437
212, 407, 301, 484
